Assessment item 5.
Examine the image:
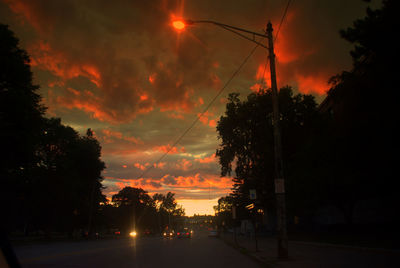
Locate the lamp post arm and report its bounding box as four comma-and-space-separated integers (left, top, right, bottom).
187, 19, 269, 49
218, 25, 268, 49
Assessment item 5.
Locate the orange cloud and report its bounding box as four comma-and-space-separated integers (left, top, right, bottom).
153, 162, 166, 169
175, 158, 193, 171
167, 112, 184, 120
103, 174, 233, 202
55, 90, 116, 122
134, 163, 146, 171
210, 73, 221, 90
101, 129, 143, 145
159, 173, 231, 190
148, 73, 156, 84
134, 162, 165, 170
197, 111, 216, 128
158, 88, 195, 113
255, 63, 270, 88
208, 119, 217, 128
153, 144, 185, 154
296, 73, 330, 95
197, 97, 204, 106
272, 10, 310, 65
102, 147, 138, 156
195, 153, 216, 164
107, 177, 163, 192
29, 41, 102, 87
4, 0, 50, 33
250, 83, 263, 92
115, 182, 126, 190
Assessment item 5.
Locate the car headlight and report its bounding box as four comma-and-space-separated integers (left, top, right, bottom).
129, 231, 137, 237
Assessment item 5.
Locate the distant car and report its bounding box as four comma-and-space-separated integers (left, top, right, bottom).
163, 230, 175, 238
111, 228, 121, 237
143, 229, 152, 236
208, 229, 218, 237
177, 228, 192, 238
129, 230, 137, 238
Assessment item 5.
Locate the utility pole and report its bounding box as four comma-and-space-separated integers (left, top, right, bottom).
266, 21, 288, 259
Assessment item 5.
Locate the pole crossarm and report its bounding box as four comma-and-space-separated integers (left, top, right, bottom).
186, 19, 269, 49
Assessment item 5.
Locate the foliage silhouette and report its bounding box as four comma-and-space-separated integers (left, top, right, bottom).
216, 87, 318, 218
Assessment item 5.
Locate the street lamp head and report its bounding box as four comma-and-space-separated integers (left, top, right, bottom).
172, 20, 186, 30
172, 19, 194, 30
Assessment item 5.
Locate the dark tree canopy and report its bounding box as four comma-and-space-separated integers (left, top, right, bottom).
1, 23, 46, 231
332, 1, 397, 186
0, 24, 45, 172
216, 87, 318, 209
153, 192, 184, 216
0, 24, 107, 234
289, 0, 399, 224
108, 188, 184, 234
112, 187, 153, 208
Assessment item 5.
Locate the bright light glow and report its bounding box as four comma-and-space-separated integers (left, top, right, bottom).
129, 231, 137, 237
177, 198, 219, 216
172, 20, 186, 30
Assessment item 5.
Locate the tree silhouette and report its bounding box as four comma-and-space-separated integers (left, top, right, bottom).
320, 0, 399, 224
216, 87, 318, 214
0, 24, 46, 232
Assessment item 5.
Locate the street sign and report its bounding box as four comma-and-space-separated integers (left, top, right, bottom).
249, 189, 257, 200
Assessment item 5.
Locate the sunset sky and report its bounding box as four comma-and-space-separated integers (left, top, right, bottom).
0, 0, 378, 216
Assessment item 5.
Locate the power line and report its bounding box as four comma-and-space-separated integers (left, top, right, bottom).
255, 0, 291, 92
136, 43, 260, 180
275, 0, 292, 41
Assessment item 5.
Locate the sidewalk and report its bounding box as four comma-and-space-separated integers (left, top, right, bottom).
219, 231, 400, 268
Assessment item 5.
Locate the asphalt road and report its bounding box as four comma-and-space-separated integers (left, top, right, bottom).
13, 231, 261, 268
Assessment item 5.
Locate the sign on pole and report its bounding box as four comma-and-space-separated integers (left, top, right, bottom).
274, 179, 285, 194
249, 189, 257, 200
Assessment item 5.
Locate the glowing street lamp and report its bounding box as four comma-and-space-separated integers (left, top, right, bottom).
172, 18, 288, 259
172, 20, 186, 30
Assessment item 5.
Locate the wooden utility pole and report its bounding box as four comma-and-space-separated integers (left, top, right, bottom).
266, 21, 288, 259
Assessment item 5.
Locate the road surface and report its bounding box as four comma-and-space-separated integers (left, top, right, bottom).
14, 231, 261, 268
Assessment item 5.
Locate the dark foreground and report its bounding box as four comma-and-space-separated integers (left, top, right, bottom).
13, 231, 260, 268
220, 231, 400, 268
